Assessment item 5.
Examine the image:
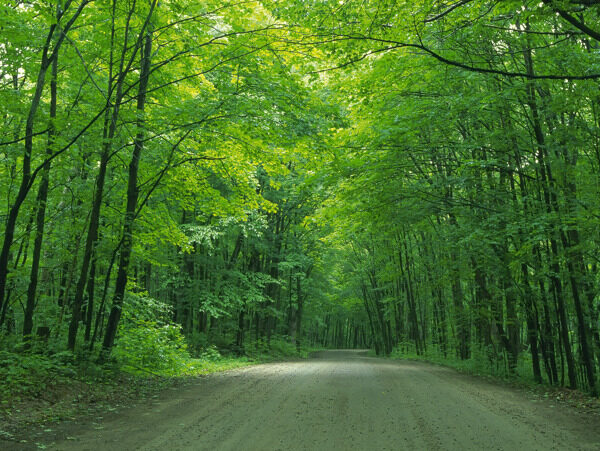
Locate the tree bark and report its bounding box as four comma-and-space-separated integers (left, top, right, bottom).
102, 28, 153, 353
23, 53, 58, 339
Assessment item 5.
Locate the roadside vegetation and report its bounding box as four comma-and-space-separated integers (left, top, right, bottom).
2, 4, 600, 445
1, 323, 312, 443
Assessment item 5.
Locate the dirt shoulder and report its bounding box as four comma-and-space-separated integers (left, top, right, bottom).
0, 373, 193, 450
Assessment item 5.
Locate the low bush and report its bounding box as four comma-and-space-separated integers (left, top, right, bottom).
112, 319, 190, 376
199, 345, 222, 362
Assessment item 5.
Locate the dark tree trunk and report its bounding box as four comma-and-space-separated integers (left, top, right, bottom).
523, 46, 578, 389
84, 257, 96, 343
23, 55, 58, 339
102, 28, 153, 353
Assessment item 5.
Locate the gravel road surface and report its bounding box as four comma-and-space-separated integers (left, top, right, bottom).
44, 350, 600, 450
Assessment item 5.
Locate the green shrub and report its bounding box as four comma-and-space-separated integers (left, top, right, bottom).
113, 319, 190, 376
199, 345, 222, 362
0, 349, 74, 400
110, 292, 193, 376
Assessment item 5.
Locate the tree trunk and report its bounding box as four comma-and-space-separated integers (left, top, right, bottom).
23, 54, 58, 339
523, 46, 578, 389
102, 28, 153, 353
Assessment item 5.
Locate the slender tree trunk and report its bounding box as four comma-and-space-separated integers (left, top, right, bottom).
523, 46, 578, 389
521, 263, 543, 383
23, 55, 58, 339
295, 275, 304, 351
102, 28, 153, 353
68, 145, 110, 350
84, 257, 96, 342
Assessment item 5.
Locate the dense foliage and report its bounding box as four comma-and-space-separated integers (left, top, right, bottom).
294, 0, 600, 394
1, 0, 600, 397
0, 0, 333, 382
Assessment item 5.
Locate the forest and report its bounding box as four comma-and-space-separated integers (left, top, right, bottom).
1, 0, 600, 405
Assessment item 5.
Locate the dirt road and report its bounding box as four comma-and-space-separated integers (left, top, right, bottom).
44, 350, 600, 450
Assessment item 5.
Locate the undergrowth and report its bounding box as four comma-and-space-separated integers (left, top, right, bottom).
0, 327, 313, 446
0, 332, 312, 407
389, 342, 542, 386
0, 292, 315, 414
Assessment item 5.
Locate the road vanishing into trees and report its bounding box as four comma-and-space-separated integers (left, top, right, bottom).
47, 351, 599, 450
